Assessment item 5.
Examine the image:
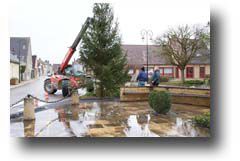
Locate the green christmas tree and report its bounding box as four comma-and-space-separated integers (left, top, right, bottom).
80, 3, 129, 97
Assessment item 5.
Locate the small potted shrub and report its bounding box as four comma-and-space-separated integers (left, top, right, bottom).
10, 77, 19, 85
148, 91, 171, 114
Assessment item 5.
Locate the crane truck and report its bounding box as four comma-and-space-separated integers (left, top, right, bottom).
44, 17, 93, 97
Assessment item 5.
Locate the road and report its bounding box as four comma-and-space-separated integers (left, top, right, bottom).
10, 76, 64, 105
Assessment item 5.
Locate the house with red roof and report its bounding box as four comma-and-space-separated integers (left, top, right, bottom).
122, 45, 210, 81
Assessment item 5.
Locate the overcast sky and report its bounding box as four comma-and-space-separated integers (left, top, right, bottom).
9, 0, 209, 64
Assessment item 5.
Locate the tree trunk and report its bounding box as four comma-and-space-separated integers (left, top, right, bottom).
100, 84, 104, 98
180, 69, 185, 83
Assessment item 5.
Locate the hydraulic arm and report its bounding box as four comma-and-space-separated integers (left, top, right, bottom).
59, 17, 92, 73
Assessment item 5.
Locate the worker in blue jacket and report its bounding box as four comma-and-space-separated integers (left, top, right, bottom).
151, 67, 160, 86
137, 67, 148, 86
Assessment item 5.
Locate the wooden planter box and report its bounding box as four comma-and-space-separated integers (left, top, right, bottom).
10, 78, 19, 85
120, 86, 210, 107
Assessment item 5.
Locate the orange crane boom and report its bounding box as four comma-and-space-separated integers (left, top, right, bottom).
59, 17, 92, 73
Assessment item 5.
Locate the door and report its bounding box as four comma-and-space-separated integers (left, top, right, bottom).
186, 67, 194, 78
175, 67, 179, 78
200, 67, 205, 78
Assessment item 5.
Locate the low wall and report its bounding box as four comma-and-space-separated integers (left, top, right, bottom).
120, 85, 210, 107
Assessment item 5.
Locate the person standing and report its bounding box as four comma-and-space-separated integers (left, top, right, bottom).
137, 67, 148, 87
151, 67, 160, 86
131, 69, 139, 82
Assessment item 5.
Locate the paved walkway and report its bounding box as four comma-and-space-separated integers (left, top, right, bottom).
10, 77, 41, 89
10, 76, 50, 105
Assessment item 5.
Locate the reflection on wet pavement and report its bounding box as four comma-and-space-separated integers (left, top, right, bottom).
10, 101, 210, 137
124, 115, 159, 137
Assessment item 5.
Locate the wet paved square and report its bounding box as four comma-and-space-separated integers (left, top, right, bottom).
10, 101, 210, 137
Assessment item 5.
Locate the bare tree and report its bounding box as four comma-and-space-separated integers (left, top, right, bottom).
155, 25, 209, 82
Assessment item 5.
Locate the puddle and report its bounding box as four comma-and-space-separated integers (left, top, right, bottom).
10, 101, 210, 137
124, 115, 159, 137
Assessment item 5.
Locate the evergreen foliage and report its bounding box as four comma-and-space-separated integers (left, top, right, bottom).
80, 3, 129, 97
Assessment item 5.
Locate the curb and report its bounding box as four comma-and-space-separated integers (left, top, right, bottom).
10, 77, 40, 89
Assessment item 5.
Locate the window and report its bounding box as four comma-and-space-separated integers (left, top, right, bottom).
186, 67, 194, 78
200, 67, 205, 78
164, 68, 172, 74
73, 64, 83, 76
128, 69, 134, 75
158, 67, 173, 77
159, 68, 163, 75
164, 67, 173, 77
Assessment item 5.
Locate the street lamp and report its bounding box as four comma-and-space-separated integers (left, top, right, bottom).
141, 29, 153, 82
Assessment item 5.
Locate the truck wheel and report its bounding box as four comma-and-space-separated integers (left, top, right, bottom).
62, 80, 70, 97
44, 79, 57, 94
